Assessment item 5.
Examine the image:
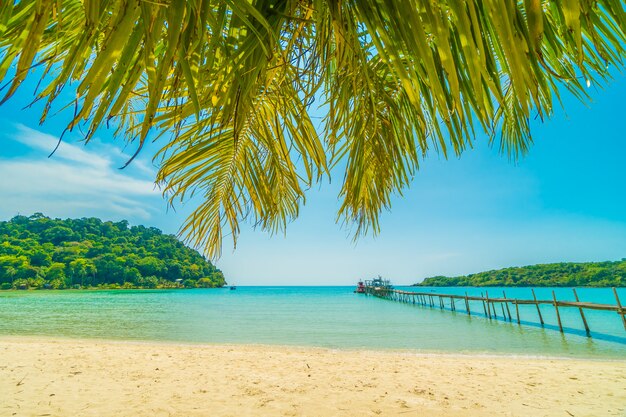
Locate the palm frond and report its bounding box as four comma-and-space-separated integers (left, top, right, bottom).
0, 0, 624, 258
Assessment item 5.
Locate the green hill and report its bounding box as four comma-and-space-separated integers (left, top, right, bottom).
415, 260, 626, 287
0, 213, 226, 290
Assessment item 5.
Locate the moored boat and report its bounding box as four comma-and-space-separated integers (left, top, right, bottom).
354, 281, 366, 293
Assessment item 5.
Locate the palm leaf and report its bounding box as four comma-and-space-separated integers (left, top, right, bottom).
0, 0, 624, 258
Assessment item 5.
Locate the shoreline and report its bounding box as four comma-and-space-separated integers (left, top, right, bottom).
2, 336, 625, 416
0, 286, 227, 291
2, 334, 624, 362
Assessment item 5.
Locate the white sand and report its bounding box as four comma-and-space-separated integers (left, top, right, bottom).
1, 337, 625, 416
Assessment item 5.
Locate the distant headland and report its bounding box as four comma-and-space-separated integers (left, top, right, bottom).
0, 213, 225, 290
414, 260, 625, 287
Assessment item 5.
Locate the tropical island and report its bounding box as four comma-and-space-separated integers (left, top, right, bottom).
0, 213, 226, 290
415, 260, 626, 287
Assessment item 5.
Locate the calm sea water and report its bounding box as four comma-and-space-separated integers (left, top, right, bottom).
1, 286, 625, 359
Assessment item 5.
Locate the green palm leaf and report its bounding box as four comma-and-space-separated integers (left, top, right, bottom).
1, 0, 624, 258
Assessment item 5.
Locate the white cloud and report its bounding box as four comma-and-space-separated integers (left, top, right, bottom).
0, 124, 164, 222
11, 125, 111, 170
94, 139, 158, 176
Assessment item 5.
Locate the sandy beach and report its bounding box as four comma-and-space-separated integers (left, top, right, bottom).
1, 337, 625, 417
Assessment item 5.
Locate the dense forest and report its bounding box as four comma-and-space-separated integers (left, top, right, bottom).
0, 214, 226, 290
416, 260, 626, 287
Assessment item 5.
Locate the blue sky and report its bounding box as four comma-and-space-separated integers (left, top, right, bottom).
1, 74, 625, 285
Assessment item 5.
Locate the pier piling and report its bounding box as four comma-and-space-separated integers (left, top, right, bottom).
572, 288, 590, 335
531, 289, 544, 326
361, 282, 626, 340
613, 287, 626, 330
552, 291, 564, 333
480, 292, 488, 317
486, 291, 492, 319
503, 291, 512, 321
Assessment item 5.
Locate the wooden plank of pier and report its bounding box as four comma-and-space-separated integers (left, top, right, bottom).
365, 287, 626, 316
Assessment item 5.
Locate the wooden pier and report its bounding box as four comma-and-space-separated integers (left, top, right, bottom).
363, 284, 626, 336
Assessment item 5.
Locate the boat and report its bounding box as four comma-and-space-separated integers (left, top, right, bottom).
354, 281, 366, 293
230, 285, 236, 290
364, 276, 393, 293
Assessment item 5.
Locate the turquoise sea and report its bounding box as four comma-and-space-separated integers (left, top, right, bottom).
1, 286, 625, 359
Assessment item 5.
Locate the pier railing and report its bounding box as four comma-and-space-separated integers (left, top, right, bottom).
364, 286, 626, 336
